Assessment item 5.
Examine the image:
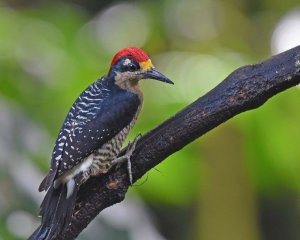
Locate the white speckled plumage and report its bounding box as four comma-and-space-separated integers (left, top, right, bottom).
30, 47, 173, 240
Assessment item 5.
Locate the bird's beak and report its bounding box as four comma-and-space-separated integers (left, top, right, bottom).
143, 68, 174, 84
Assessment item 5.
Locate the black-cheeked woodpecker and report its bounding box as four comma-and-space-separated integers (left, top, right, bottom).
29, 47, 173, 240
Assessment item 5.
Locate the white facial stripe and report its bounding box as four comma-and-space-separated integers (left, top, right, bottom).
123, 58, 131, 66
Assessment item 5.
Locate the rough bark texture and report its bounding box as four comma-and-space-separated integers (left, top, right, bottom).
53, 46, 300, 239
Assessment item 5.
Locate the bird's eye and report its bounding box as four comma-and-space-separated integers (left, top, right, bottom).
127, 63, 138, 72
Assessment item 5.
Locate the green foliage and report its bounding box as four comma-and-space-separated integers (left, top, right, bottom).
1, 0, 300, 239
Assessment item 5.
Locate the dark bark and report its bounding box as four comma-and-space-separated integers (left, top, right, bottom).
54, 45, 300, 239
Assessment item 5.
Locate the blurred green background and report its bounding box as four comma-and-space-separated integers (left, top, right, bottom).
1, 0, 300, 239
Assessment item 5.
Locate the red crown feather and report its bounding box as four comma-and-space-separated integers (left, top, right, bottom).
110, 47, 150, 68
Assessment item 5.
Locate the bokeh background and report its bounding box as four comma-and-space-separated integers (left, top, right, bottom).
1, 0, 300, 239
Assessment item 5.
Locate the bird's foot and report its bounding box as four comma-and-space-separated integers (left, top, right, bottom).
111, 133, 142, 185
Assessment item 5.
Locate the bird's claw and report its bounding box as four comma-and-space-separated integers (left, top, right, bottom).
111, 133, 142, 185
126, 133, 142, 156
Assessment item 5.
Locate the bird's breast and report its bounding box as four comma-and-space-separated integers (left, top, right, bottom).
81, 119, 136, 181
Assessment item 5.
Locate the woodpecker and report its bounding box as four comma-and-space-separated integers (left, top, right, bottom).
29, 47, 173, 240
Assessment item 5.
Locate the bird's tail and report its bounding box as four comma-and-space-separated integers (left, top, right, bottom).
28, 176, 81, 240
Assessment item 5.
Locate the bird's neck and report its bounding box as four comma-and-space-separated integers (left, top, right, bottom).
110, 76, 144, 122
113, 77, 144, 103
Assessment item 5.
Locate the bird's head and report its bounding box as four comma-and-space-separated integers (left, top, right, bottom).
108, 47, 174, 89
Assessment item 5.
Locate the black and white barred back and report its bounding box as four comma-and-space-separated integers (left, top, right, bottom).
29, 76, 141, 240
39, 76, 141, 192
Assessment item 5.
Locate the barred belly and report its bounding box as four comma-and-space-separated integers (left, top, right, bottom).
82, 123, 132, 181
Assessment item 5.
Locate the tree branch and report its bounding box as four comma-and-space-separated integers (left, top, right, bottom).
56, 46, 300, 240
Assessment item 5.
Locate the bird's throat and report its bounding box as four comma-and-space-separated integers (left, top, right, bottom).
115, 74, 143, 102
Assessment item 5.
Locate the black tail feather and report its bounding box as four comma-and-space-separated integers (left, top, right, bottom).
28, 225, 49, 240
28, 176, 81, 240
39, 171, 57, 192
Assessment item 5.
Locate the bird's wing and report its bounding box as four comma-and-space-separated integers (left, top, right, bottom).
39, 81, 140, 191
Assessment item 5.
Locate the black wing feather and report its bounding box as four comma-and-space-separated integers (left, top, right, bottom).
57, 88, 140, 173
39, 78, 140, 191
